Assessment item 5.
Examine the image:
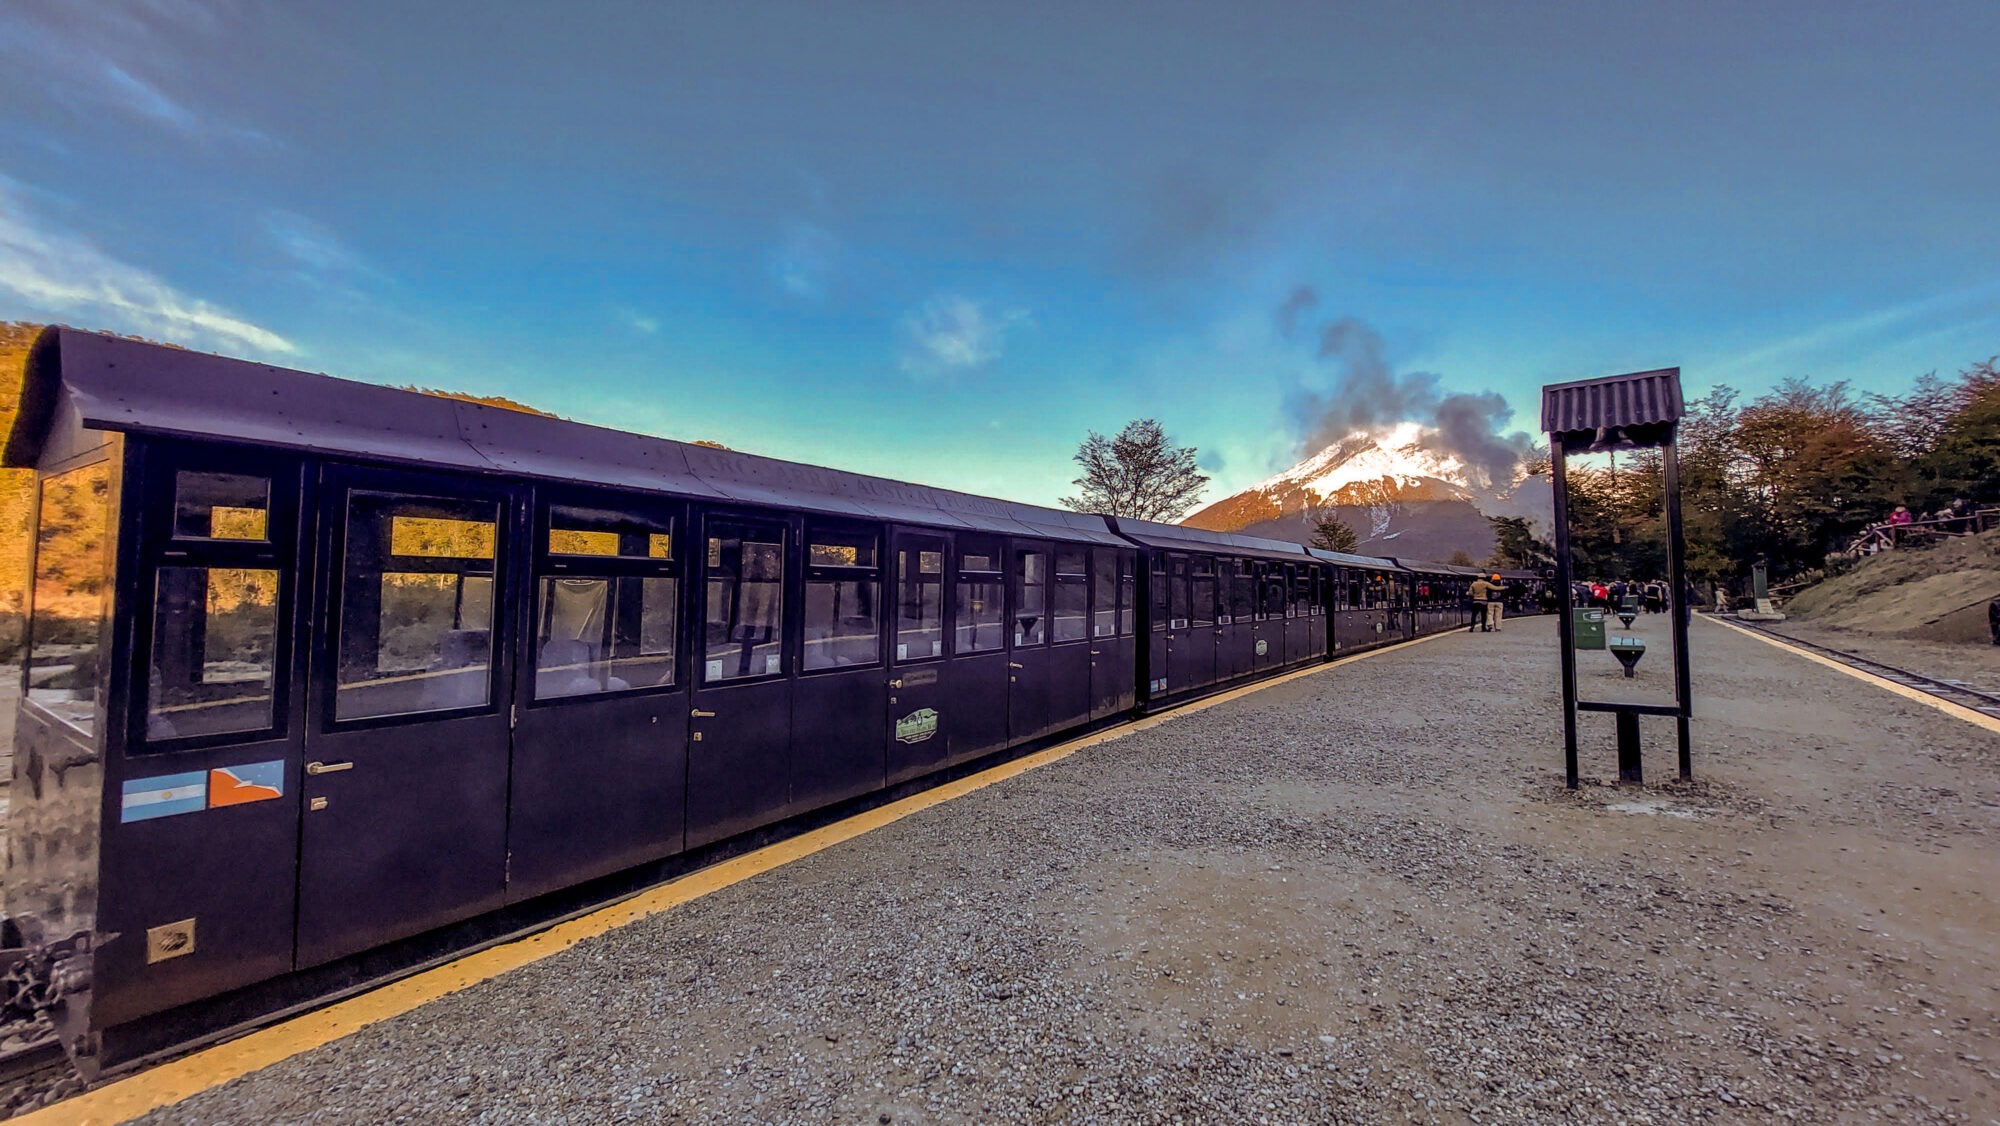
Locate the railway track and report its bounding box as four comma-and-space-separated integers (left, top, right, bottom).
1732, 618, 2000, 718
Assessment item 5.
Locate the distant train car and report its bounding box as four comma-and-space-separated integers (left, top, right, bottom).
1390, 559, 1479, 636
1101, 518, 1329, 708
1308, 549, 1408, 651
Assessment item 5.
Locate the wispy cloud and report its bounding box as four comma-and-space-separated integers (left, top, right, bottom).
98, 61, 201, 132
896, 294, 1030, 377
0, 179, 295, 355
1703, 279, 2000, 384
617, 307, 661, 335
770, 222, 839, 299
259, 209, 383, 284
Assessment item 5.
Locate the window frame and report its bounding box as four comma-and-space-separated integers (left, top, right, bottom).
800, 518, 885, 674
1011, 541, 1052, 649
529, 489, 686, 707
954, 534, 1008, 655
697, 511, 793, 687
130, 445, 301, 754
1051, 544, 1090, 645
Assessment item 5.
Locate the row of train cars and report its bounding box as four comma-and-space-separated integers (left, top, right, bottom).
1, 329, 1547, 1075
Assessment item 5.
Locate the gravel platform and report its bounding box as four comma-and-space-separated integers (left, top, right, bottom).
127, 618, 2000, 1125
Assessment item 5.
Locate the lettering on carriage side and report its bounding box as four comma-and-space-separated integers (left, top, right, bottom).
208, 760, 285, 808
899, 667, 939, 687
122, 771, 209, 823
894, 708, 939, 744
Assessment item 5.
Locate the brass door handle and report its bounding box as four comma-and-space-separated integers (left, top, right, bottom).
889, 679, 902, 689
306, 761, 353, 775
691, 709, 717, 718
1009, 662, 1024, 669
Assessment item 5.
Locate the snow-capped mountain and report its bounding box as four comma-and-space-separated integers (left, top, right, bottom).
1183, 422, 1550, 560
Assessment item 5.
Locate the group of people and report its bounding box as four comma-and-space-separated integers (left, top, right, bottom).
1853, 497, 1984, 555
1570, 579, 1669, 614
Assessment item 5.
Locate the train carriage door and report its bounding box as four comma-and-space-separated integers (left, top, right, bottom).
792, 521, 888, 812
1047, 546, 1093, 733
506, 495, 688, 903
1144, 551, 1170, 701
946, 536, 1009, 764
1088, 548, 1136, 719
297, 466, 518, 968
1007, 541, 1053, 742
687, 513, 795, 847
886, 529, 947, 785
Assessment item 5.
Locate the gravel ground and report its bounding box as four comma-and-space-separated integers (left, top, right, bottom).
107, 618, 2000, 1125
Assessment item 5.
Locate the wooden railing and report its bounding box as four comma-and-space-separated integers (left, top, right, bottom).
1845, 507, 2000, 555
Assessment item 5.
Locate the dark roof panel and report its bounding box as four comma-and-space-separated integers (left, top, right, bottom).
1306, 548, 1401, 570
2, 329, 1125, 542
1105, 516, 1310, 561
1540, 368, 1684, 436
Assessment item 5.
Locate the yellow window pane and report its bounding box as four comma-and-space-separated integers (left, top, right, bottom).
210, 506, 268, 540
649, 533, 672, 558
550, 528, 620, 556
391, 516, 495, 558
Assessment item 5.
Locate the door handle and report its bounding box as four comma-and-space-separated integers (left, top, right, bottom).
691, 709, 716, 718
1009, 662, 1024, 669
889, 679, 902, 689
305, 761, 353, 775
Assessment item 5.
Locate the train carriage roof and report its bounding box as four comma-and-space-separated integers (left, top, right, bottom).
1304, 548, 1401, 570
1388, 557, 1467, 576
3, 328, 1128, 544
1103, 515, 1312, 563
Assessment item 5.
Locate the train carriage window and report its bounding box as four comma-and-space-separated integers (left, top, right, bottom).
1227, 559, 1255, 624
1118, 554, 1137, 635
1293, 570, 1311, 618
549, 504, 673, 559
1190, 556, 1217, 628
25, 462, 114, 736
1166, 553, 1189, 629
148, 567, 280, 739
1053, 548, 1088, 642
893, 536, 945, 663
1091, 550, 1117, 638
804, 526, 881, 671
535, 503, 678, 699
173, 471, 269, 541
1148, 553, 1168, 631
955, 540, 1006, 653
336, 492, 499, 721
704, 520, 787, 682
1014, 549, 1047, 646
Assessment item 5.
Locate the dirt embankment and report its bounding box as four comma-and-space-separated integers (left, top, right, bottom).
1785, 527, 2000, 645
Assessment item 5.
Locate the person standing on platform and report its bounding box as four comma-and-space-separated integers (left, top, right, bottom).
1485, 574, 1507, 631
1468, 574, 1492, 632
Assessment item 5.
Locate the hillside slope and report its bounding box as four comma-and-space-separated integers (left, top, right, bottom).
1784, 528, 2000, 644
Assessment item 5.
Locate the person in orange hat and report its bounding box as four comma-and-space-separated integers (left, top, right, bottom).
1483, 573, 1508, 632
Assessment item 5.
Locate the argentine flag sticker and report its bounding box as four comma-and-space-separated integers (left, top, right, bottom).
122, 771, 209, 823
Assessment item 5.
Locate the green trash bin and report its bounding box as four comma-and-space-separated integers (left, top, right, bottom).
1572, 608, 1606, 650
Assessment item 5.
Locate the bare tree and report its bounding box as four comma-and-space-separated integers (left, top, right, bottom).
1309, 514, 1359, 553
1060, 419, 1209, 521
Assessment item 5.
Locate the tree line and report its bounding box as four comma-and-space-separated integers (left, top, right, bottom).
1493, 356, 2000, 588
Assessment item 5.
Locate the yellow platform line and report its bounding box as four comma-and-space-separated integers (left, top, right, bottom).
21, 626, 1463, 1125
1704, 614, 2000, 736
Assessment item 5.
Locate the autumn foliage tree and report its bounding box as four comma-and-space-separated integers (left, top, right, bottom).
1060, 418, 1210, 522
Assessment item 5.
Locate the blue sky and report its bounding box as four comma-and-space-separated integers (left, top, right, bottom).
2, 0, 1997, 508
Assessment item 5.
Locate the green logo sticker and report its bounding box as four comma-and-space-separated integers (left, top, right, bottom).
1255, 639, 1269, 656
895, 708, 939, 744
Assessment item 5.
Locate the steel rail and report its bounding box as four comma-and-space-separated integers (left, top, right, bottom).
1731, 619, 2000, 717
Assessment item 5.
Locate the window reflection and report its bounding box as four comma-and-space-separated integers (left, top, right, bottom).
1014, 550, 1047, 646
805, 527, 880, 670
705, 521, 785, 681
895, 539, 944, 662
148, 567, 279, 740
173, 471, 269, 541
535, 576, 677, 697
336, 491, 498, 720
25, 462, 113, 736
956, 541, 1005, 654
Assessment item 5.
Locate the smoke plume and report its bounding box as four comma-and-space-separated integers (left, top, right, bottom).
1288, 311, 1535, 490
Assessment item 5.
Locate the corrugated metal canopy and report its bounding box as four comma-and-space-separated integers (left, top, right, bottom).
1306, 548, 1401, 570
1540, 368, 1684, 439
1107, 516, 1311, 562
2, 329, 1127, 543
